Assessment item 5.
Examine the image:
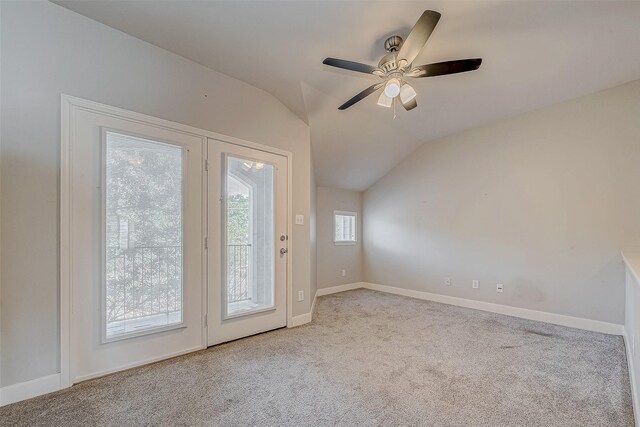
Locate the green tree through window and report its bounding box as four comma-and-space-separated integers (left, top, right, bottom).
227, 193, 250, 244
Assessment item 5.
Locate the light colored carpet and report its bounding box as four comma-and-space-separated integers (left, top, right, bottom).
1, 289, 634, 426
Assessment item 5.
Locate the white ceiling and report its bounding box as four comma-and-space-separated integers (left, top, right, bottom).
55, 1, 640, 191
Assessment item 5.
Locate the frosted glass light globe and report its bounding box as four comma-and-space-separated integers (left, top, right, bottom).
377, 91, 393, 108
384, 78, 401, 98
400, 83, 417, 103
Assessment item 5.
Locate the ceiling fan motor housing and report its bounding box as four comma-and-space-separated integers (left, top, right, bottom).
379, 36, 410, 76
384, 35, 403, 52
378, 53, 401, 75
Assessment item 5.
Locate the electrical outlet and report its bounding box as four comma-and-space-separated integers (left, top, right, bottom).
298, 290, 304, 301
295, 214, 304, 225
496, 283, 504, 293
444, 277, 451, 286
472, 279, 479, 289
341, 269, 347, 277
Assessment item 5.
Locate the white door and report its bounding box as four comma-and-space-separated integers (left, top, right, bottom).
69, 107, 205, 383
207, 139, 288, 345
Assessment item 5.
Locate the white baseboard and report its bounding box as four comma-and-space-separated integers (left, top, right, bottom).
363, 282, 623, 335
289, 312, 312, 327
315, 282, 365, 297
0, 373, 63, 406
309, 283, 363, 322
311, 291, 318, 315
307, 283, 364, 322
1, 345, 208, 406
314, 281, 623, 335
624, 330, 640, 427
73, 345, 205, 384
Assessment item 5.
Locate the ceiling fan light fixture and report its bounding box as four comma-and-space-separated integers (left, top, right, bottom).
400, 83, 417, 104
377, 91, 393, 108
323, 10, 482, 111
384, 78, 401, 98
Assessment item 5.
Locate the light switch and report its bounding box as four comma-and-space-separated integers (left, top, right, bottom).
295, 214, 304, 225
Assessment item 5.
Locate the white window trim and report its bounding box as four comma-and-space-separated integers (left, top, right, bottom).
333, 210, 357, 246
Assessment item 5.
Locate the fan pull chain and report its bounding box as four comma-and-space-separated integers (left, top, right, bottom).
393, 97, 397, 119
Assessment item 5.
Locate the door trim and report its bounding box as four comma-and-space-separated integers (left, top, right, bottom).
61, 94, 293, 389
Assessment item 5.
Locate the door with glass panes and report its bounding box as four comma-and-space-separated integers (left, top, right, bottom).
69, 107, 205, 383
67, 100, 288, 383
207, 139, 288, 345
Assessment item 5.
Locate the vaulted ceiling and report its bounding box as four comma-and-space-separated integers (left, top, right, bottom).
55, 1, 640, 191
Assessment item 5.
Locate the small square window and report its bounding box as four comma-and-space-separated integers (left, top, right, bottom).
334, 211, 357, 245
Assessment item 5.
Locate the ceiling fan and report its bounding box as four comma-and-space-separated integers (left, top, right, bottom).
323, 10, 482, 112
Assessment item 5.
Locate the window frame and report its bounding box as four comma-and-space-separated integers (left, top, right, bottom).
222, 154, 278, 320
100, 128, 187, 344
333, 210, 358, 246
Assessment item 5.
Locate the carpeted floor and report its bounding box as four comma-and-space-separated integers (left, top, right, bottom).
1, 289, 634, 426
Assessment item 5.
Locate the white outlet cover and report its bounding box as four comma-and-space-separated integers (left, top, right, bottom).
445, 277, 451, 286
497, 283, 504, 293
298, 290, 304, 301
472, 280, 479, 289
341, 269, 346, 277
295, 214, 304, 225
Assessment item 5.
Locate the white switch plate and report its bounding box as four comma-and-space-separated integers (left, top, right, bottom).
444, 277, 451, 286
341, 269, 346, 277
497, 283, 504, 293
472, 279, 479, 289
295, 214, 304, 225
298, 290, 304, 301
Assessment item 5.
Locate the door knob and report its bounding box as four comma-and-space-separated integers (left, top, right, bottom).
280, 248, 288, 256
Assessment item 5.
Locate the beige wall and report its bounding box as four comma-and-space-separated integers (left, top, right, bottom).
0, 1, 313, 387
364, 79, 640, 325
317, 187, 363, 289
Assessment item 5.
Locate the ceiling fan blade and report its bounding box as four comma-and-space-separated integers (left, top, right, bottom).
401, 97, 417, 111
406, 58, 482, 78
338, 82, 385, 110
323, 58, 380, 75
397, 10, 441, 66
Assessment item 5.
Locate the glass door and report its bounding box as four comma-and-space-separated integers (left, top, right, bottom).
69, 107, 205, 384
208, 140, 288, 345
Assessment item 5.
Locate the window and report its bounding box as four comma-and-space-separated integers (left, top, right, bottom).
224, 156, 275, 318
334, 210, 357, 245
104, 131, 184, 340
